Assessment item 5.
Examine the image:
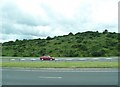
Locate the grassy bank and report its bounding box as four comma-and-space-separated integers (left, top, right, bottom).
1, 62, 118, 68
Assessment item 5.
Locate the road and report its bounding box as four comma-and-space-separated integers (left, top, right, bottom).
2, 68, 118, 85
2, 57, 118, 62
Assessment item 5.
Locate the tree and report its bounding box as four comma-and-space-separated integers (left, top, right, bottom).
68, 32, 73, 35
39, 48, 46, 56
103, 29, 108, 34
63, 50, 78, 57
46, 36, 52, 40
91, 50, 105, 57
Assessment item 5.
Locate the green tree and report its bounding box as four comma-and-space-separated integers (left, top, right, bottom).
46, 36, 52, 40
103, 29, 108, 34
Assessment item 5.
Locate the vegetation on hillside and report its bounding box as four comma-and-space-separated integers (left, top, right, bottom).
2, 30, 120, 57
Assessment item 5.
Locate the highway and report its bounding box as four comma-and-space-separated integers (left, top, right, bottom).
2, 68, 118, 85
2, 57, 118, 62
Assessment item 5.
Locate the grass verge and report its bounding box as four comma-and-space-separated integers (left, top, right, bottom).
1, 62, 118, 68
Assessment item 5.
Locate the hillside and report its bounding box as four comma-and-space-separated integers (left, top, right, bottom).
2, 30, 119, 57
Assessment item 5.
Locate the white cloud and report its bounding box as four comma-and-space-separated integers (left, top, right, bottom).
90, 0, 118, 24
0, 0, 119, 43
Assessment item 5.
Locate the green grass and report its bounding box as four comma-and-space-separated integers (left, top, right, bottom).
1, 62, 118, 68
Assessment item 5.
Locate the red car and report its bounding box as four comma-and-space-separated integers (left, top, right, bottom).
40, 56, 55, 60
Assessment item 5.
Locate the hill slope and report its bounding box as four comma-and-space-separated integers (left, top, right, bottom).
2, 30, 119, 57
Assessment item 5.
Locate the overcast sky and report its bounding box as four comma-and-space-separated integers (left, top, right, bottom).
0, 0, 119, 43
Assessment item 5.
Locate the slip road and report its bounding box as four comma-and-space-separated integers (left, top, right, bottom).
2, 68, 118, 85
2, 57, 118, 62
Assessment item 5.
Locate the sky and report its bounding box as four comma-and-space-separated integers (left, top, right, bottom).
0, 0, 119, 43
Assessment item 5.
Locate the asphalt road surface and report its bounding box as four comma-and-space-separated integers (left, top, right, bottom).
2, 57, 118, 62
2, 68, 118, 85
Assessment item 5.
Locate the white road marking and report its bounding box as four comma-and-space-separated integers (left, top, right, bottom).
106, 58, 112, 60
11, 59, 15, 60
55, 59, 59, 60
39, 76, 62, 79
30, 59, 36, 61
66, 59, 72, 60
79, 58, 86, 60
92, 58, 100, 60
20, 59, 25, 60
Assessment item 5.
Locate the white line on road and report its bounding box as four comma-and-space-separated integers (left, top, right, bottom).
20, 59, 25, 60
78, 58, 86, 60
66, 59, 72, 60
11, 59, 15, 60
39, 76, 62, 79
106, 58, 112, 60
92, 58, 100, 60
30, 59, 37, 61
